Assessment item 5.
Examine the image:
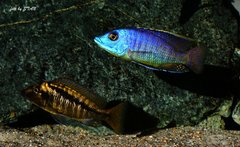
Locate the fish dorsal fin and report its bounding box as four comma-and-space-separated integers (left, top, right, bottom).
50, 78, 107, 109
136, 28, 197, 52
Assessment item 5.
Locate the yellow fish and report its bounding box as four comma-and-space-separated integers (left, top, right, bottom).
22, 79, 129, 134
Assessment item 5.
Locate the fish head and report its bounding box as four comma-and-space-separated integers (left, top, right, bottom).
22, 83, 48, 107
94, 29, 129, 57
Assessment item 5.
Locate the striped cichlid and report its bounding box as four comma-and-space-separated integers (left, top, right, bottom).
94, 28, 205, 74
22, 79, 129, 134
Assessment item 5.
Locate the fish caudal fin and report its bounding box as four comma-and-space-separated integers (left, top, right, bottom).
105, 101, 159, 134
105, 102, 129, 134
186, 46, 205, 74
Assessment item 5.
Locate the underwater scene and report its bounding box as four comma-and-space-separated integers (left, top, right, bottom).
1, 0, 240, 146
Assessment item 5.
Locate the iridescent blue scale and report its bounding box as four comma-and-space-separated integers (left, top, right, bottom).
127, 29, 184, 64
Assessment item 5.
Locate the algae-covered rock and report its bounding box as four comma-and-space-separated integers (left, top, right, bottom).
0, 0, 239, 133
198, 98, 233, 129
214, 98, 233, 118
233, 100, 240, 125
198, 115, 225, 129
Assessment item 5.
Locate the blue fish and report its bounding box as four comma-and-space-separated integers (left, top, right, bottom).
94, 28, 205, 74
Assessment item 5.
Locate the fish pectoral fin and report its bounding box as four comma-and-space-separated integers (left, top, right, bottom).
128, 50, 155, 63
51, 114, 80, 126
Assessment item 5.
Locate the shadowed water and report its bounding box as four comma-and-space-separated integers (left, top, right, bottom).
154, 65, 240, 98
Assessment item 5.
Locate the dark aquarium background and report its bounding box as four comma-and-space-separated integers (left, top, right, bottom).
0, 0, 240, 134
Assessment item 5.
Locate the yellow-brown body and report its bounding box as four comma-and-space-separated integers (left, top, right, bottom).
22, 79, 127, 133
23, 79, 158, 134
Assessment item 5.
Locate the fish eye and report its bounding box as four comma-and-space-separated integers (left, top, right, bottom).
33, 87, 40, 94
108, 32, 118, 41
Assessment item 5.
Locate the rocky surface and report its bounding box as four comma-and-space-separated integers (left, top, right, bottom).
0, 0, 240, 134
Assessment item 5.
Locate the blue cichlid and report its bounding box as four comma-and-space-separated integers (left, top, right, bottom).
94, 28, 205, 74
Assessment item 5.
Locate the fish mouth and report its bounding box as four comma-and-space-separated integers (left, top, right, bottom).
93, 37, 110, 52
94, 37, 118, 55
94, 37, 102, 45
21, 86, 32, 97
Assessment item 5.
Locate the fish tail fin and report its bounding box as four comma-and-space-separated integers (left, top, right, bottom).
104, 102, 129, 134
186, 46, 205, 74
105, 101, 159, 134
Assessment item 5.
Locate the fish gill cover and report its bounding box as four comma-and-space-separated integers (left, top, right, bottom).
0, 0, 240, 133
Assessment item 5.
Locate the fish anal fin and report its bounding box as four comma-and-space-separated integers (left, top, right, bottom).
157, 63, 189, 73
132, 61, 160, 70
51, 114, 100, 127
